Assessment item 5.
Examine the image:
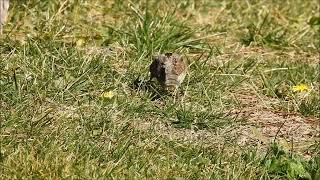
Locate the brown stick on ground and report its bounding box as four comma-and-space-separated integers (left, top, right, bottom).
0, 0, 9, 34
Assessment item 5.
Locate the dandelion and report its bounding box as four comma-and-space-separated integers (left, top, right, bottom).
101, 91, 115, 99
76, 38, 86, 47
292, 84, 310, 92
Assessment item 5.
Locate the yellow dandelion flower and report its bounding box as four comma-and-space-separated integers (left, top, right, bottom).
101, 91, 115, 99
292, 84, 310, 92
76, 38, 86, 47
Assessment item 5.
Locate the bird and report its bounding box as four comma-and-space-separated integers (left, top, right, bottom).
149, 53, 187, 91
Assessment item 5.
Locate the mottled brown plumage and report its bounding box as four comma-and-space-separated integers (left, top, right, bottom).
149, 53, 187, 89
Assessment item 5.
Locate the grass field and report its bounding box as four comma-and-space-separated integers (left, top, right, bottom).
1, 0, 319, 179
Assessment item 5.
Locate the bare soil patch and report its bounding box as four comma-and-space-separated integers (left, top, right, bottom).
135, 91, 319, 156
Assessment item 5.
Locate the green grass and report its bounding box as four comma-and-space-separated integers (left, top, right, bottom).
1, 0, 319, 179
